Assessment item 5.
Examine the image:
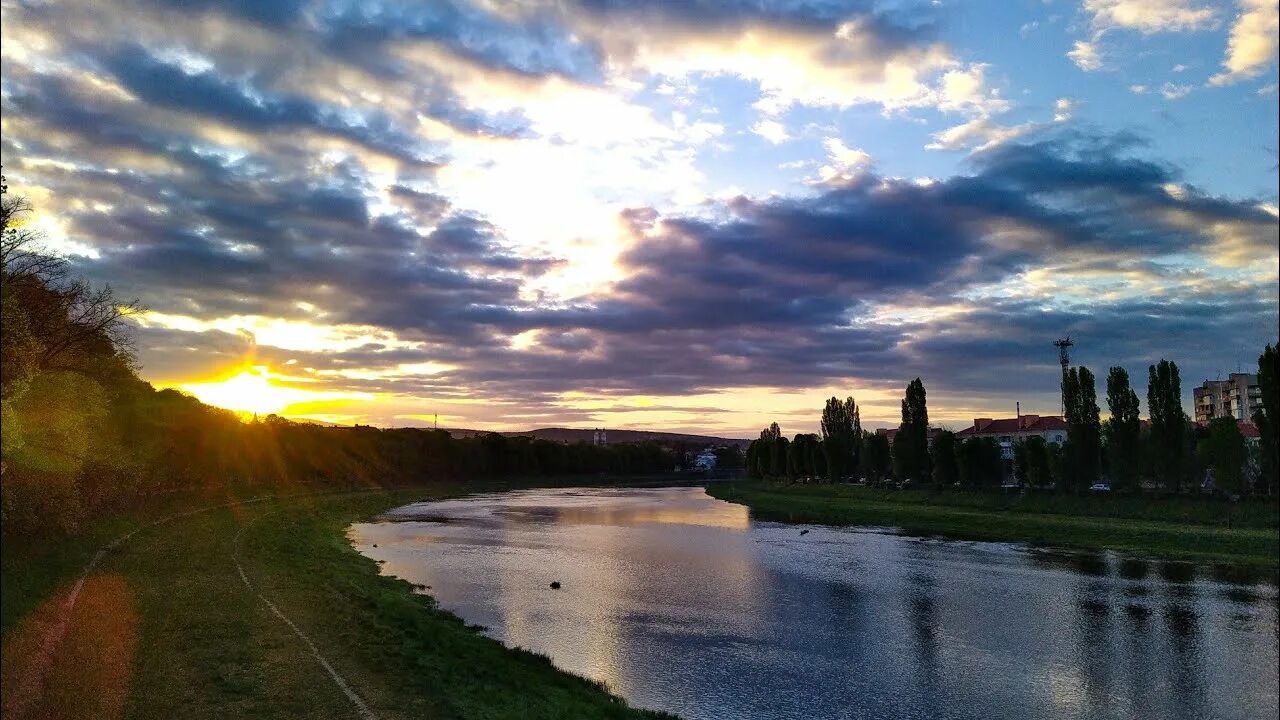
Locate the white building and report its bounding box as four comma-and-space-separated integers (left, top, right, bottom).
955, 414, 1068, 460
694, 450, 717, 471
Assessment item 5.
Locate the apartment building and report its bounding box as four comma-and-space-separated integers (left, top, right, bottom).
1193, 373, 1262, 424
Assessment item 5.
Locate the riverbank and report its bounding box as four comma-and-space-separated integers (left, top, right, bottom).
0, 483, 673, 719
706, 482, 1280, 575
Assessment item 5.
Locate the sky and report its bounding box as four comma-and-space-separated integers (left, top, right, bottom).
1, 0, 1277, 437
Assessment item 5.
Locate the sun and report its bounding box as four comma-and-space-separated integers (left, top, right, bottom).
177, 366, 348, 417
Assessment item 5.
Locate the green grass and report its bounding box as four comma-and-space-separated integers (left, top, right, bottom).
706, 481, 1280, 575
1, 484, 674, 719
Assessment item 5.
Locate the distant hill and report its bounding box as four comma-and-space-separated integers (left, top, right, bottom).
444, 427, 750, 448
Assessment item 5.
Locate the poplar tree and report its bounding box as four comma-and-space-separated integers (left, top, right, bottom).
1105, 366, 1141, 492
893, 378, 930, 482
1254, 344, 1278, 495
1147, 359, 1186, 492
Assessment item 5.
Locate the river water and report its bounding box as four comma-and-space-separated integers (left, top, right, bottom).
349, 486, 1278, 720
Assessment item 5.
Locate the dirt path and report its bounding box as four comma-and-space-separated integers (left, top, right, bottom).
5, 490, 390, 720
231, 509, 379, 720
4, 496, 271, 720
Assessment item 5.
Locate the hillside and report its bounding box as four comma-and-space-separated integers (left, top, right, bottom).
445, 427, 750, 448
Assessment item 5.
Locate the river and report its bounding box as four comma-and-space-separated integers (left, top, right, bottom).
349, 485, 1278, 720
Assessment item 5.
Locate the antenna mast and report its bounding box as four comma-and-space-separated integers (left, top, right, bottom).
1053, 337, 1074, 416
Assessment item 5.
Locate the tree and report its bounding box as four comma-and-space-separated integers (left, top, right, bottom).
790, 434, 820, 479
2, 179, 142, 396
930, 430, 958, 486
892, 378, 930, 482
957, 437, 1001, 488
1254, 344, 1278, 495
1148, 359, 1186, 492
713, 445, 744, 470
786, 435, 803, 478
771, 436, 789, 478
749, 424, 783, 478
1014, 436, 1052, 488
745, 440, 762, 478
846, 397, 863, 474
820, 396, 860, 481
1062, 366, 1101, 492
1201, 417, 1247, 495
860, 431, 891, 481
1105, 366, 1142, 492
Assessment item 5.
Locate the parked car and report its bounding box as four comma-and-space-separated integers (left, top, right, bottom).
1089, 482, 1111, 493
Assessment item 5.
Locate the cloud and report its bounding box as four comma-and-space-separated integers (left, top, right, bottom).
1069, 39, 1105, 71
814, 138, 873, 183
1159, 82, 1193, 99
555, 2, 1007, 118
2, 1, 1275, 429
927, 97, 1073, 154
1080, 0, 1218, 34
926, 116, 1038, 153
1052, 97, 1077, 122
1210, 0, 1280, 85
1071, 1, 1219, 73
751, 119, 791, 144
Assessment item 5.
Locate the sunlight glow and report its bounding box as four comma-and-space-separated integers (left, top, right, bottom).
177, 367, 372, 417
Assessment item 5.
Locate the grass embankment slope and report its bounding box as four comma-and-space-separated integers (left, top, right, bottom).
1, 485, 673, 720
707, 481, 1280, 572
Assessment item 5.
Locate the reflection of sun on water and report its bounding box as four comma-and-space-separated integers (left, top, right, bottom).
177, 366, 370, 416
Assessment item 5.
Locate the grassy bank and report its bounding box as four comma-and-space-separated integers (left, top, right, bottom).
706, 481, 1280, 573
1, 483, 673, 720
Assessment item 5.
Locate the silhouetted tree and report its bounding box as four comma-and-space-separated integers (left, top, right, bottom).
771, 435, 789, 478
1014, 436, 1052, 488
820, 396, 860, 481
1148, 359, 1186, 492
893, 378, 930, 482
1105, 366, 1142, 492
1062, 366, 1101, 491
861, 431, 891, 481
1254, 343, 1278, 495
1201, 417, 1247, 495
790, 433, 821, 479
957, 437, 1001, 488
930, 430, 958, 486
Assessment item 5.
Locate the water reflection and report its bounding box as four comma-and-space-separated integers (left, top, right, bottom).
352, 486, 1279, 720
906, 571, 940, 713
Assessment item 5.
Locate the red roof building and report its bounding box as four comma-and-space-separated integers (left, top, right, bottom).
1196, 418, 1263, 444
955, 414, 1069, 460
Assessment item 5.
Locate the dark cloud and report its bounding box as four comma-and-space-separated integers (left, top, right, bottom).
2, 0, 1274, 424
97, 44, 445, 160
154, 0, 310, 27
319, 1, 604, 81
409, 134, 1275, 400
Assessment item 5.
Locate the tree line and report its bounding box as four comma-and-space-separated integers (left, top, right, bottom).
746, 353, 1278, 497
0, 181, 676, 542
